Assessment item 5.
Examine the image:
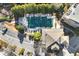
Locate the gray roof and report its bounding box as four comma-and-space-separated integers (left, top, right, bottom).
42, 28, 64, 48
64, 4, 79, 23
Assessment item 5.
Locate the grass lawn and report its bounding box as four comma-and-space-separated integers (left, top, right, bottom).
62, 22, 79, 36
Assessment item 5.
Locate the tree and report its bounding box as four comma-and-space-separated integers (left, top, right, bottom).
15, 24, 24, 33
33, 32, 41, 41
58, 5, 64, 14
11, 5, 25, 18
11, 3, 56, 15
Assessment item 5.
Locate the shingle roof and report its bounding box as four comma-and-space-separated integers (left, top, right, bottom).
42, 28, 64, 48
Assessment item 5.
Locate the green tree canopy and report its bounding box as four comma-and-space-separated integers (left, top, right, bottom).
11, 3, 70, 18
11, 5, 25, 18
33, 32, 41, 41
11, 4, 57, 18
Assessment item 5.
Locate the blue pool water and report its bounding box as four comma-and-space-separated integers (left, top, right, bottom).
27, 16, 53, 28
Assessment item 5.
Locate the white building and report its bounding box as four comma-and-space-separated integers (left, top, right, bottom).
62, 3, 79, 28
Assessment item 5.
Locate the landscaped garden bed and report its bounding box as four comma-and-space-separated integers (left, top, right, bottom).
0, 16, 12, 22
15, 24, 24, 33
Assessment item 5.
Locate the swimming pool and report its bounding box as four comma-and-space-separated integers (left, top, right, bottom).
27, 15, 53, 28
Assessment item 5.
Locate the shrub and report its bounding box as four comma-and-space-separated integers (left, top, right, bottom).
0, 16, 8, 20
2, 41, 8, 48
0, 40, 2, 49
18, 48, 25, 55
15, 24, 24, 33
10, 45, 17, 52
0, 16, 12, 21
27, 51, 33, 56
33, 32, 41, 41
0, 40, 8, 48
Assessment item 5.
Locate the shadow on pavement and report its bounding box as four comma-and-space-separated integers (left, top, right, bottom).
18, 33, 25, 44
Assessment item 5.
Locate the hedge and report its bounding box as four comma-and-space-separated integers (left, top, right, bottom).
0, 16, 12, 21
11, 4, 65, 18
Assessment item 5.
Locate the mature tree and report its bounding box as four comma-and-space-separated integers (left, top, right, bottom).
11, 3, 56, 16
11, 5, 25, 18
11, 3, 68, 18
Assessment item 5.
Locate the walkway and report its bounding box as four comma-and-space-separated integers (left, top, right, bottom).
4, 22, 18, 32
